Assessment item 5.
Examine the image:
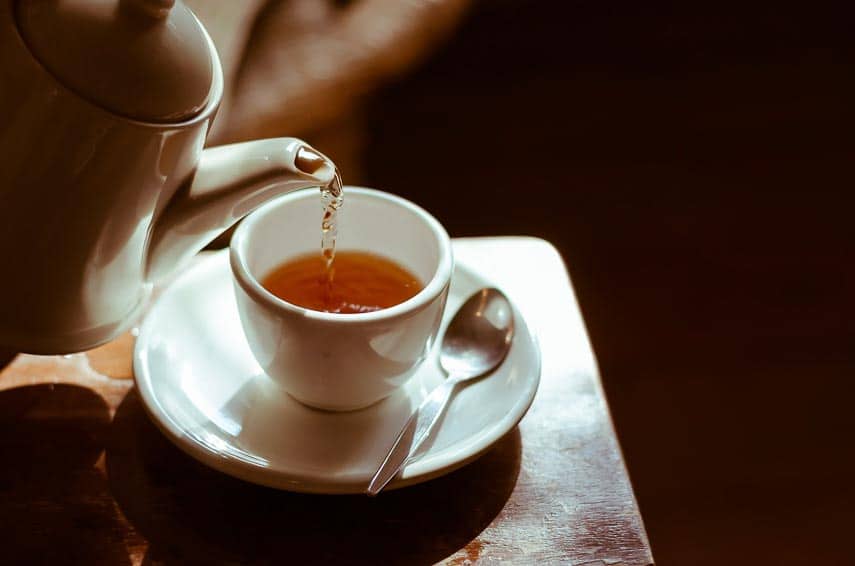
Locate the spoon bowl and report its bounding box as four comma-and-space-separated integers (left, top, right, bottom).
439, 288, 515, 381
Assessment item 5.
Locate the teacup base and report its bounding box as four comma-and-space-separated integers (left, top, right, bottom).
283, 385, 393, 412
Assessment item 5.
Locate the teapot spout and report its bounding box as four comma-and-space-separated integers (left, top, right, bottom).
145, 137, 335, 282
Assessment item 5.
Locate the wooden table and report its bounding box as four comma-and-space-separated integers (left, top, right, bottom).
0, 237, 652, 565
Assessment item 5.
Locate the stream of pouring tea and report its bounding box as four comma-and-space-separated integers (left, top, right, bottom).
321, 168, 344, 296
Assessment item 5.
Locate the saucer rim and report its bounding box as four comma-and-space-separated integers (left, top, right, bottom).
133, 249, 541, 494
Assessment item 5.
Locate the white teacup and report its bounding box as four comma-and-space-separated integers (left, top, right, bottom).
230, 187, 453, 411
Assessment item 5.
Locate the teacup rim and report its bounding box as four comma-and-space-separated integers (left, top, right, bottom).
230, 186, 454, 323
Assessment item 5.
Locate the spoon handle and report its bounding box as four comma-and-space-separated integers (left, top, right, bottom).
366, 378, 458, 495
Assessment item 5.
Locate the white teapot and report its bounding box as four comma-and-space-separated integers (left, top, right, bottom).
0, 0, 337, 354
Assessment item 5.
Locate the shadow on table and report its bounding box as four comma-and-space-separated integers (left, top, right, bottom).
107, 389, 521, 566
0, 384, 135, 565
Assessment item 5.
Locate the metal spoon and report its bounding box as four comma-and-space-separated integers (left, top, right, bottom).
366, 287, 514, 495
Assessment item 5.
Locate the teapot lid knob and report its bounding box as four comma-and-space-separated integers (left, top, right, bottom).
15, 0, 216, 123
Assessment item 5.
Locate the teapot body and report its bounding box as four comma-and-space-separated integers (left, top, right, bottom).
0, 1, 222, 353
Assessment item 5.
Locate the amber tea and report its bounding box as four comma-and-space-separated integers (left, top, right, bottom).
262, 251, 423, 314
264, 169, 421, 313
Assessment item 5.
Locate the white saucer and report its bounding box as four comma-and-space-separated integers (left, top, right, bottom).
134, 250, 541, 494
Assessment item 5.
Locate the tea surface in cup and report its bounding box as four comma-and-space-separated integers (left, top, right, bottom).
261, 251, 423, 314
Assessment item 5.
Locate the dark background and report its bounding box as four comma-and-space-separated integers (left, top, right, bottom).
359, 1, 855, 563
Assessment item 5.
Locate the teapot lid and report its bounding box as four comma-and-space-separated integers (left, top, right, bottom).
16, 0, 215, 123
